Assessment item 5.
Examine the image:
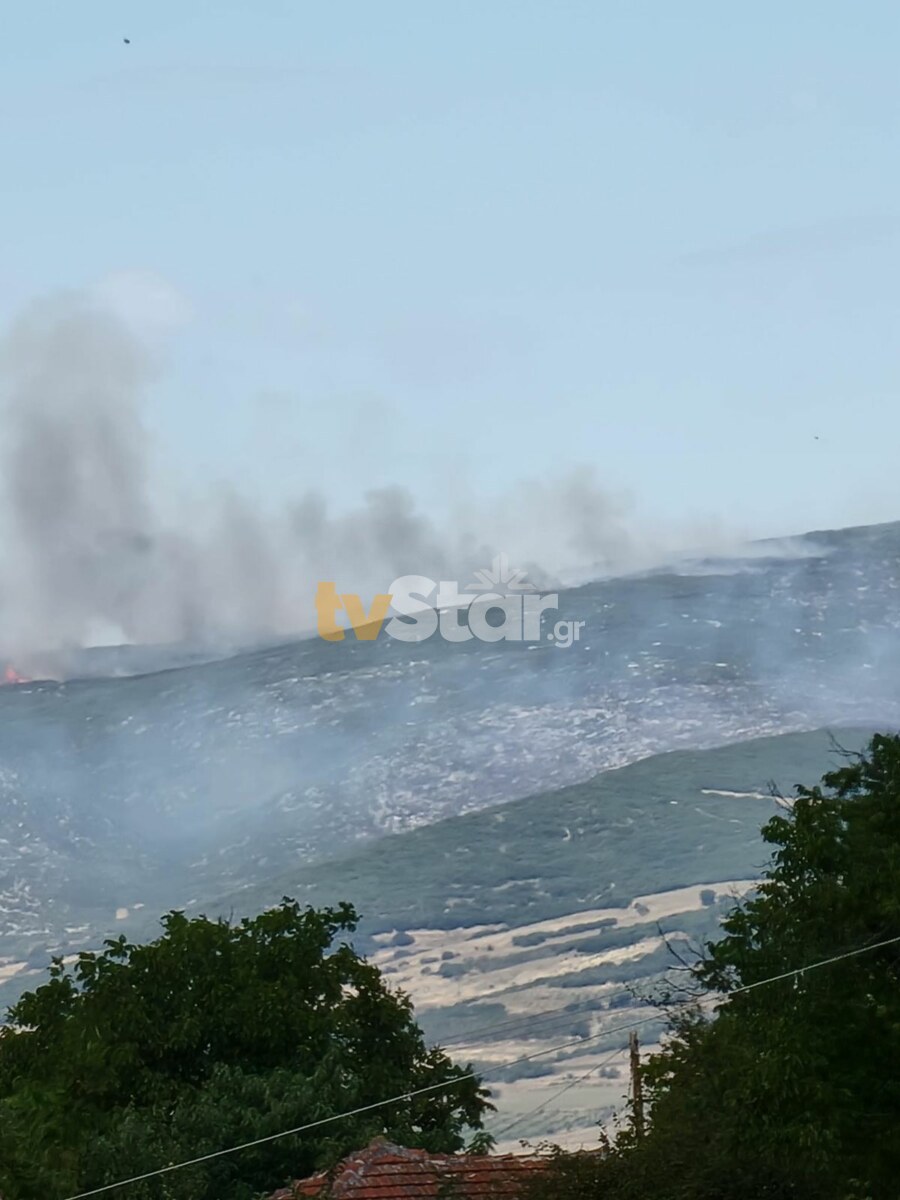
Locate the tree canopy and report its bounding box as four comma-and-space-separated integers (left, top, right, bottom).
531, 732, 900, 1200
0, 899, 489, 1200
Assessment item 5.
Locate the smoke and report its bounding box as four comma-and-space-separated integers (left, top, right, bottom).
0, 293, 728, 673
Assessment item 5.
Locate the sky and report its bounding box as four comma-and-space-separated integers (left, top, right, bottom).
1, 1, 899, 545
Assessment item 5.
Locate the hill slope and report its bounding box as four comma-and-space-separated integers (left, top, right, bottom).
0, 519, 899, 968
202, 727, 873, 1144
0, 724, 881, 1141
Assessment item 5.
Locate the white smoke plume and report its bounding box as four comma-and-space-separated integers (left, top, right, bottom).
0, 293, 724, 674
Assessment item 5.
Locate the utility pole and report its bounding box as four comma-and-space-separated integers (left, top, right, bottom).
629, 1030, 645, 1138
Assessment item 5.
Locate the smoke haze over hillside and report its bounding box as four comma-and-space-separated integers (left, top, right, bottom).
0, 294, 739, 669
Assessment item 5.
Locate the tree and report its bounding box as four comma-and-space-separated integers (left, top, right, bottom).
530, 733, 900, 1200
0, 899, 490, 1200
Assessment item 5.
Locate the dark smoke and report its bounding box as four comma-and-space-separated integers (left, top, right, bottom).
0, 294, 737, 673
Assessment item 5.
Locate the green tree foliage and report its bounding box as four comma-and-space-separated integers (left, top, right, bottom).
0, 899, 489, 1200
530, 733, 900, 1200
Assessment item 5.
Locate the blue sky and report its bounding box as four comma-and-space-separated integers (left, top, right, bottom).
2, 1, 899, 542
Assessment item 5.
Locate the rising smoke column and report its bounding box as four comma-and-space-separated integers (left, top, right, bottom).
0, 290, 686, 671
0, 295, 163, 663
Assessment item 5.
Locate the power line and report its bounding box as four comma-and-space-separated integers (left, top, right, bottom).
493, 931, 900, 1145
60, 932, 900, 1200
61, 1020, 650, 1200
437, 986, 646, 1050
729, 933, 900, 994
434, 933, 700, 1049
428, 920, 899, 1053
491, 1044, 628, 1143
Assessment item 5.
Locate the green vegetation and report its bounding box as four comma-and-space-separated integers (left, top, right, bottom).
0, 901, 489, 1200
531, 733, 900, 1200
209, 728, 873, 940
0, 727, 885, 1198
0, 727, 870, 1023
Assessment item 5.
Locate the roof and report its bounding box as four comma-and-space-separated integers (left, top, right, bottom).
273, 1138, 551, 1200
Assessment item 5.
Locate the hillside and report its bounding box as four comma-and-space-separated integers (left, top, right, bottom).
211, 727, 872, 936
0, 518, 898, 1142
188, 727, 878, 1144
0, 519, 899, 973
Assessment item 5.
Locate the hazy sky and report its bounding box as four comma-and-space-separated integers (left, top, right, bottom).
2, 2, 899, 542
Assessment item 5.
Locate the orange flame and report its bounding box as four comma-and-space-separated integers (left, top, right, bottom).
3, 666, 29, 685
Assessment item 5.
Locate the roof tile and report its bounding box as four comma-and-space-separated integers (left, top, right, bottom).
273, 1139, 552, 1200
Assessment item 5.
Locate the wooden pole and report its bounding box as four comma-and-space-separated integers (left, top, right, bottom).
629, 1030, 645, 1138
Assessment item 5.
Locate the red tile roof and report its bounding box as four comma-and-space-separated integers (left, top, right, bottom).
273, 1138, 551, 1200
